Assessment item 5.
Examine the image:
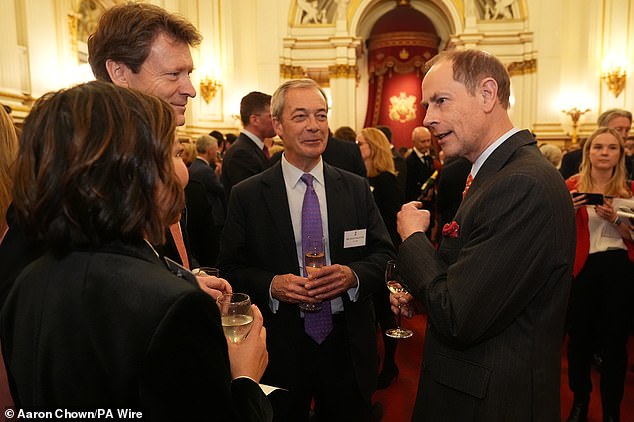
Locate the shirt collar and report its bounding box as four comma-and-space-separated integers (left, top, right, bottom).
241, 129, 265, 150
413, 147, 430, 159
281, 154, 324, 188
471, 128, 520, 177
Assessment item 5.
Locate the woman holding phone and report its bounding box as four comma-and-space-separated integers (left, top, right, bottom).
565, 127, 634, 422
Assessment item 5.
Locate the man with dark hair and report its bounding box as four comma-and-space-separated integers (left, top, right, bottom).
87, 2, 201, 127
1, 2, 207, 303
222, 91, 276, 200
393, 49, 575, 421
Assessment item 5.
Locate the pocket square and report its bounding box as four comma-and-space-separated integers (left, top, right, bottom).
442, 221, 460, 238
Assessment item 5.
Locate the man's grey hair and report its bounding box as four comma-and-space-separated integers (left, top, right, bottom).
270, 79, 328, 120
597, 108, 632, 126
196, 134, 217, 154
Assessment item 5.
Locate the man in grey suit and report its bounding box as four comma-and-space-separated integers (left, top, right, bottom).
219, 79, 394, 421
392, 50, 575, 421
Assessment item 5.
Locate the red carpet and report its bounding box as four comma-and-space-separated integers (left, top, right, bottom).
373, 315, 634, 421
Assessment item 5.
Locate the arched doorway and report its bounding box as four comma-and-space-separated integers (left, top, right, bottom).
362, 2, 440, 148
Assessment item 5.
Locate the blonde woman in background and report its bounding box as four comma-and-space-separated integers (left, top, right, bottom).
356, 127, 402, 388
565, 127, 634, 422
0, 105, 18, 244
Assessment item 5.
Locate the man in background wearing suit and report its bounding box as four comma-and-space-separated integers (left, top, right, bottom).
187, 135, 225, 265
392, 49, 576, 421
219, 79, 394, 421
222, 91, 276, 200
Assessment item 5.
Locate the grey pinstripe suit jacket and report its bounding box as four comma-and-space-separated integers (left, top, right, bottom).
399, 130, 576, 422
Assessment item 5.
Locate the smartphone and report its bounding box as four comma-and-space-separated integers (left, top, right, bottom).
572, 192, 604, 205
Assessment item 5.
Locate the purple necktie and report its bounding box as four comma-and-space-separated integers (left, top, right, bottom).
300, 173, 332, 344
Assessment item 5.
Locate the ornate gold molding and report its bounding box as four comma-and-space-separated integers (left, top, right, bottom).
507, 58, 536, 76
280, 64, 307, 79
328, 64, 358, 79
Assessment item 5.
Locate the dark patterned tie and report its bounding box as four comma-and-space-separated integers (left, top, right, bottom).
300, 173, 332, 344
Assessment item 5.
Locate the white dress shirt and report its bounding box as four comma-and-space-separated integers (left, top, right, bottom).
268, 154, 359, 313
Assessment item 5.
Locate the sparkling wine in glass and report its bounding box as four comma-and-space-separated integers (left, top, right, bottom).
217, 293, 253, 343
300, 236, 325, 312
385, 260, 413, 339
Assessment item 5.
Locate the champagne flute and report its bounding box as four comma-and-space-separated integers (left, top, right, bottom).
217, 293, 253, 343
300, 236, 325, 312
385, 260, 413, 339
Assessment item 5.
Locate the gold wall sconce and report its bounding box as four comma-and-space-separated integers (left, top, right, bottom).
200, 76, 222, 104
562, 107, 590, 144
602, 66, 627, 98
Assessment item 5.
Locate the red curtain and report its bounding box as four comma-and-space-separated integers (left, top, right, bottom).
363, 7, 439, 150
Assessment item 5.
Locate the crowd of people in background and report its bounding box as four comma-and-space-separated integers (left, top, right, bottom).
0, 3, 633, 422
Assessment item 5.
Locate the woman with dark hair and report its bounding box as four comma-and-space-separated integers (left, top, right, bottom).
1, 81, 272, 421
565, 127, 634, 422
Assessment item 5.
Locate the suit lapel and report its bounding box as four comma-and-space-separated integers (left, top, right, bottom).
239, 133, 268, 165
323, 163, 345, 259
260, 163, 299, 268
468, 129, 535, 194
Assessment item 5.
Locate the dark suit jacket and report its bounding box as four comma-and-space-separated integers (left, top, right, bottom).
322, 135, 367, 177
189, 157, 225, 226
218, 161, 394, 402
368, 172, 402, 248
391, 147, 408, 195
184, 180, 219, 267
405, 151, 437, 202
398, 130, 575, 421
559, 148, 582, 179
435, 156, 472, 230
0, 242, 271, 422
222, 133, 269, 200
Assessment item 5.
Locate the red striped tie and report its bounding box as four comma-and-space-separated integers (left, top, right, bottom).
462, 173, 473, 199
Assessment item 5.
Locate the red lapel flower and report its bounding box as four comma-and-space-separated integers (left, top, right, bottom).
442, 221, 460, 238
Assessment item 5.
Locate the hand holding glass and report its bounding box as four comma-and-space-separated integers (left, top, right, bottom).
300, 236, 325, 312
217, 293, 253, 343
385, 260, 413, 339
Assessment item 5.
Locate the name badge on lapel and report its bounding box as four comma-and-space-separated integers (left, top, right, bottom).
344, 229, 366, 248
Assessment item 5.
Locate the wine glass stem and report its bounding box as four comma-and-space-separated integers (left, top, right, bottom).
397, 304, 403, 329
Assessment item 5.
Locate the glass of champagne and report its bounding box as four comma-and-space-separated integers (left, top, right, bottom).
385, 260, 413, 339
300, 236, 325, 312
192, 267, 220, 277
217, 293, 253, 343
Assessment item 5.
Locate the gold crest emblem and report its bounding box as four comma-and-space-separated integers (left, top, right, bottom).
388, 92, 417, 123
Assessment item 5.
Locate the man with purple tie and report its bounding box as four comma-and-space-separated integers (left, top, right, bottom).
219, 79, 394, 421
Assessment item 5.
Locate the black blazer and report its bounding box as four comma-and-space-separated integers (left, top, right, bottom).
405, 151, 436, 202
218, 161, 395, 402
221, 133, 269, 201
399, 130, 576, 421
368, 171, 402, 248
322, 135, 367, 177
1, 242, 271, 421
189, 157, 225, 225
435, 156, 471, 230
559, 148, 582, 179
